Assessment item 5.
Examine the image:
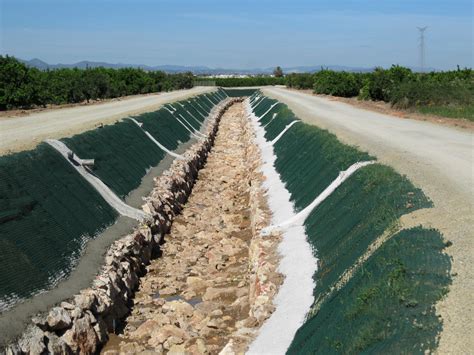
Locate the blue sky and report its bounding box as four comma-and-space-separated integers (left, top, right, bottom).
1, 0, 472, 69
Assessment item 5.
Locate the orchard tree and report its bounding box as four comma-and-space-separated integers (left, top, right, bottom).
273, 66, 284, 77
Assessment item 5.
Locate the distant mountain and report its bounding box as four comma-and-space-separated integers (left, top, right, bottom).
18, 58, 436, 74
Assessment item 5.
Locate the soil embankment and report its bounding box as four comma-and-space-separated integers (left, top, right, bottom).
102, 102, 282, 354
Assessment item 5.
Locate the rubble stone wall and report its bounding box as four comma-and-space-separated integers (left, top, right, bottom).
4, 98, 240, 355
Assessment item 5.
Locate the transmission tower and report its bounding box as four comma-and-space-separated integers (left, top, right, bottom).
417, 26, 428, 72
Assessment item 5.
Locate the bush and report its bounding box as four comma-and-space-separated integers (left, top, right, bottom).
285, 65, 473, 118
0, 55, 196, 110
313, 70, 363, 97
389, 79, 473, 108
365, 65, 414, 102
198, 76, 285, 87
285, 73, 315, 89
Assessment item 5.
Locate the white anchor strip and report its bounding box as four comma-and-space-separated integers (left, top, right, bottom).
264, 120, 301, 147
129, 118, 184, 160
262, 161, 376, 234
164, 107, 205, 140
45, 139, 150, 221
257, 102, 280, 121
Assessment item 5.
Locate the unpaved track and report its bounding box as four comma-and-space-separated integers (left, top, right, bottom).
0, 87, 214, 155
263, 86, 474, 353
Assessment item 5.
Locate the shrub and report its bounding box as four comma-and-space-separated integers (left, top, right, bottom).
0, 55, 196, 110
389, 79, 473, 109
366, 65, 414, 102
285, 73, 315, 89
313, 70, 363, 97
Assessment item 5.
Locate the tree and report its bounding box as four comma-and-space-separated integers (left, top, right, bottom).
273, 66, 284, 78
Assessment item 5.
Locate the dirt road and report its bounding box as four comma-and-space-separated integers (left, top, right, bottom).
0, 87, 214, 155
262, 86, 473, 353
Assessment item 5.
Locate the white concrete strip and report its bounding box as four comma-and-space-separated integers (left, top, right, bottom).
203, 95, 216, 106
265, 120, 301, 147
263, 113, 278, 128
252, 96, 266, 110
45, 139, 150, 221
187, 100, 207, 118
193, 100, 210, 114
245, 99, 317, 354
178, 114, 206, 137
129, 118, 184, 160
163, 107, 205, 140
257, 102, 280, 121
264, 160, 376, 233
177, 103, 204, 126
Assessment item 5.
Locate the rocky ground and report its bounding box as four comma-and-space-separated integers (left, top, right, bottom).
101, 102, 282, 354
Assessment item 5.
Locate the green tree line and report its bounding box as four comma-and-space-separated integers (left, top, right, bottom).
286, 65, 474, 119
198, 76, 285, 87
0, 56, 194, 110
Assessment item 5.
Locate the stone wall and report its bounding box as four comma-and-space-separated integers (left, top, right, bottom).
4, 98, 240, 355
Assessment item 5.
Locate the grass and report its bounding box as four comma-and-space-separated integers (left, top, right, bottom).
416, 104, 474, 121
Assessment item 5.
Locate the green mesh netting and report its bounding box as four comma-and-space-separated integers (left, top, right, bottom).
0, 92, 222, 313
0, 144, 117, 307
131, 109, 190, 151
167, 103, 201, 131
223, 88, 258, 97
62, 120, 166, 199
252, 95, 448, 353
288, 227, 451, 354
303, 163, 432, 301
271, 123, 372, 209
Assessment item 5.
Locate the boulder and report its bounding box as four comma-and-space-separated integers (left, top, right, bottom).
185, 276, 208, 293
18, 326, 46, 355
202, 287, 237, 301
62, 315, 99, 354
148, 324, 188, 347
162, 300, 194, 318
47, 307, 72, 330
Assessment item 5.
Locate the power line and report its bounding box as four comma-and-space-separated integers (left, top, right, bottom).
417, 26, 428, 72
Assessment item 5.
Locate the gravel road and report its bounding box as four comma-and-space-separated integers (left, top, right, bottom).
0, 87, 214, 155
263, 86, 473, 353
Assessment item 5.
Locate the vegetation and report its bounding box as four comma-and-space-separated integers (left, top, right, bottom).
273, 66, 284, 77
285, 72, 315, 89
198, 76, 285, 87
0, 55, 194, 110
285, 65, 474, 120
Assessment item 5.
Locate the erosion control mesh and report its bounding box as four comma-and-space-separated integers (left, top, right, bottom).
288, 227, 451, 354
0, 90, 224, 311
63, 120, 166, 199
131, 110, 190, 151
250, 94, 451, 353
223, 88, 258, 97
0, 144, 117, 309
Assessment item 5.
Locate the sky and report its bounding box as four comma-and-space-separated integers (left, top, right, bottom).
1, 0, 472, 70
